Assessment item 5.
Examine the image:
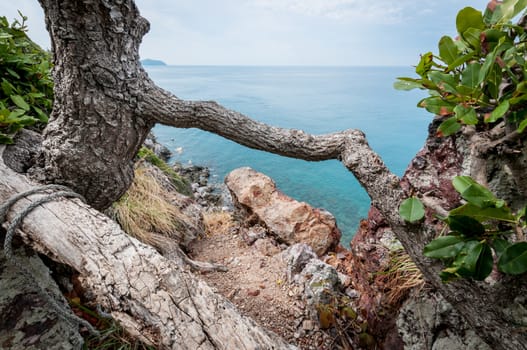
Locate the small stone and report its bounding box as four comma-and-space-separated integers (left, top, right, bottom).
259, 284, 266, 289
247, 288, 260, 297
302, 320, 315, 331
227, 288, 240, 299
253, 238, 281, 256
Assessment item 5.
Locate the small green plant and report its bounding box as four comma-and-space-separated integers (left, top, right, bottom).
137, 146, 192, 196
0, 12, 52, 143
395, 0, 527, 136
401, 176, 527, 282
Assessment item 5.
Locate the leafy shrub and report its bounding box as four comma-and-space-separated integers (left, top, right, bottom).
401, 176, 527, 281
0, 12, 52, 144
395, 0, 527, 136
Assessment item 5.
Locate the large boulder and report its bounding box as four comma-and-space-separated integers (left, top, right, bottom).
225, 167, 341, 256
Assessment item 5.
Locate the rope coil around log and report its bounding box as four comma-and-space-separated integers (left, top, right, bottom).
0, 185, 100, 340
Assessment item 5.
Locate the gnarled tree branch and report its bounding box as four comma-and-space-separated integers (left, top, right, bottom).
141, 84, 405, 224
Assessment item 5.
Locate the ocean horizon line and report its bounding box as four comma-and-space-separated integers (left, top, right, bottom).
143, 63, 413, 69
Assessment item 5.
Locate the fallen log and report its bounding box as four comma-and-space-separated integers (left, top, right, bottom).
0, 146, 295, 350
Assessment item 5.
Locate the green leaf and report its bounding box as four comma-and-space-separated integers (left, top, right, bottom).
447, 215, 486, 237
452, 176, 498, 207
454, 105, 478, 125
462, 28, 482, 50
461, 242, 493, 280
456, 7, 485, 38
32, 106, 48, 122
7, 109, 26, 120
484, 63, 501, 99
1, 79, 14, 96
416, 52, 434, 77
512, 0, 527, 21
486, 100, 510, 123
10, 94, 30, 111
394, 79, 423, 91
438, 36, 458, 64
399, 197, 425, 223
428, 71, 458, 94
6, 67, 20, 79
519, 118, 527, 133
14, 115, 38, 126
437, 117, 461, 137
461, 62, 482, 88
424, 235, 466, 259
447, 51, 476, 71
418, 96, 455, 115
493, 0, 527, 24
492, 238, 511, 258
450, 203, 515, 223
498, 242, 527, 275
0, 132, 14, 144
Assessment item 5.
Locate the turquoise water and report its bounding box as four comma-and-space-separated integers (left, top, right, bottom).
147, 66, 428, 245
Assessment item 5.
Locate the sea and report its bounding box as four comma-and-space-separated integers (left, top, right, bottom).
146, 65, 429, 246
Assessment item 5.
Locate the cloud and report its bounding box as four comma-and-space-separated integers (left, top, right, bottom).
250, 0, 427, 23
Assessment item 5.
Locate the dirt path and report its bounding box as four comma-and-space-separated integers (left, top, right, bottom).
188, 222, 336, 349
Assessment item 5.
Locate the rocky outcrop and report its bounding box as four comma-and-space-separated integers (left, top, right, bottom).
283, 246, 343, 320
225, 167, 341, 256
173, 163, 224, 207
397, 291, 490, 350
349, 119, 466, 349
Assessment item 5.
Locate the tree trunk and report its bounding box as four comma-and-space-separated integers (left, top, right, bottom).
27, 0, 527, 348
0, 146, 296, 350
35, 0, 154, 210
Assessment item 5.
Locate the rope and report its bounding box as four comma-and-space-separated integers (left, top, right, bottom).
0, 185, 100, 339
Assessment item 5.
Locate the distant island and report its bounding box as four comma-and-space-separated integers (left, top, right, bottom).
141, 59, 167, 66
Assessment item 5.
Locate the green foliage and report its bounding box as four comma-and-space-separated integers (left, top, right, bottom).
0, 12, 52, 144
399, 197, 425, 223
395, 0, 527, 136
422, 176, 527, 281
136, 147, 193, 196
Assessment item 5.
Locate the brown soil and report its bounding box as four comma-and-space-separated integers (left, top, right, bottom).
188, 226, 337, 350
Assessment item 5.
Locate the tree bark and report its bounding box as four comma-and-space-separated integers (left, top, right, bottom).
0, 248, 83, 350
35, 0, 154, 210
27, 0, 527, 349
0, 146, 296, 350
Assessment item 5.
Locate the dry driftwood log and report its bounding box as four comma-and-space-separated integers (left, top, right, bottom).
0, 146, 295, 350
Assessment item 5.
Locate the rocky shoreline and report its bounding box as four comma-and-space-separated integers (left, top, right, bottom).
144, 132, 489, 350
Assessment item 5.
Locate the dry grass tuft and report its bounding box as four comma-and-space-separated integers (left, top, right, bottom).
378, 248, 425, 306
111, 167, 186, 246
203, 211, 235, 236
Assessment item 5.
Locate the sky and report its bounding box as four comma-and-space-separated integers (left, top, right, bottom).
0, 0, 490, 66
